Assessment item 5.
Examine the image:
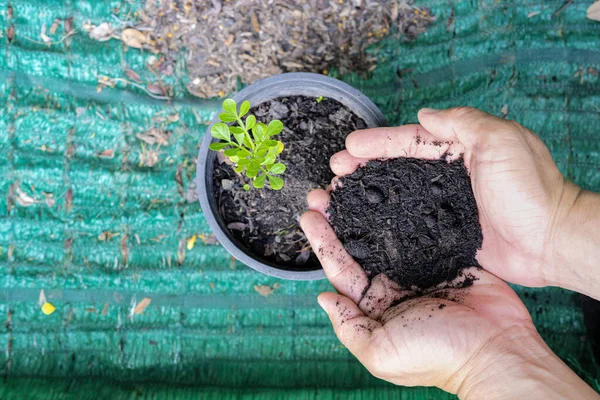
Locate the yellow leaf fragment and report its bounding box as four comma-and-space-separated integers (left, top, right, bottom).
42, 302, 56, 315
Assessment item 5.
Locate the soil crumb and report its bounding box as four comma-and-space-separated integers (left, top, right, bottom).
327, 157, 483, 289
214, 96, 367, 266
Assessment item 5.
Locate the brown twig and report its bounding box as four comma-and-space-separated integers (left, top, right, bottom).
21, 29, 77, 46
552, 0, 574, 19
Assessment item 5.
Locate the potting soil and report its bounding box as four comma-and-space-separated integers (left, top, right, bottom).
328, 158, 482, 290
213, 96, 366, 267
0, 0, 599, 399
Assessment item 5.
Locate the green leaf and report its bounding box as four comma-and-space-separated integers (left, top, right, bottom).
237, 158, 251, 166
236, 148, 251, 157
243, 135, 253, 148
224, 148, 238, 157
253, 174, 266, 189
268, 175, 284, 190
247, 166, 259, 179
229, 156, 240, 163
218, 113, 236, 123
245, 115, 256, 130
274, 141, 284, 155
267, 120, 283, 136
210, 123, 230, 141
269, 163, 286, 174
265, 140, 278, 147
230, 126, 244, 134
268, 141, 284, 155
234, 164, 245, 173
239, 100, 251, 117
222, 99, 237, 116
256, 148, 268, 157
255, 156, 265, 164
252, 124, 266, 142
243, 184, 250, 191
209, 142, 228, 151
261, 154, 276, 165
233, 132, 245, 146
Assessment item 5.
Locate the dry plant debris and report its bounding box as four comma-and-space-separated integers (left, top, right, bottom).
112, 0, 434, 98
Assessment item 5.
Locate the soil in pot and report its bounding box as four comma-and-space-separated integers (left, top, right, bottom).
327, 157, 483, 290
213, 95, 367, 267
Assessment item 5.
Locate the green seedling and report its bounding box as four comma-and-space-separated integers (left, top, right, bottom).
316, 95, 325, 103
209, 99, 286, 190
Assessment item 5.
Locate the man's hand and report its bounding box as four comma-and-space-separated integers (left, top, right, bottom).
328, 107, 583, 290
300, 210, 598, 398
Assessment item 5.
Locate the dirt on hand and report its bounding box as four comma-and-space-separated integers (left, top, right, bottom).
327, 157, 483, 290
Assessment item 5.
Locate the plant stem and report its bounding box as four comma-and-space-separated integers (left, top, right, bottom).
237, 118, 255, 151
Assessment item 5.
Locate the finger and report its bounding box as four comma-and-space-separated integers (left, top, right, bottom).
417, 107, 512, 151
306, 189, 330, 217
358, 273, 416, 319
330, 150, 369, 176
318, 292, 380, 356
300, 211, 369, 302
330, 176, 342, 191
345, 125, 465, 160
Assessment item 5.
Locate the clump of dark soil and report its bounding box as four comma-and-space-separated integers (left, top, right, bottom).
327, 157, 483, 289
213, 96, 367, 266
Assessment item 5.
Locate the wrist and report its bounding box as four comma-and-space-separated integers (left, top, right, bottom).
545, 185, 600, 297
444, 326, 598, 400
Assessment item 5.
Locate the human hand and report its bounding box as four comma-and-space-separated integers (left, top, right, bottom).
300, 210, 598, 398
327, 107, 582, 288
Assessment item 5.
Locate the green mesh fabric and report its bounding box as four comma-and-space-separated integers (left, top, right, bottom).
0, 0, 598, 398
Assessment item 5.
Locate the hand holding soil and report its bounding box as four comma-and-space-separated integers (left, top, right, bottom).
300, 106, 600, 398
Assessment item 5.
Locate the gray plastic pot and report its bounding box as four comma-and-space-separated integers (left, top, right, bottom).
196, 72, 387, 280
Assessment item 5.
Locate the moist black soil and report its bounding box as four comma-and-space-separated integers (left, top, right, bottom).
213, 96, 367, 267
327, 157, 483, 289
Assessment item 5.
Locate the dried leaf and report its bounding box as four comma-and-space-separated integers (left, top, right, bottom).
44, 193, 56, 207
65, 187, 73, 212
588, 2, 600, 21
121, 28, 147, 49
254, 284, 273, 297
168, 113, 180, 122
39, 289, 47, 306
16, 187, 36, 207
199, 233, 219, 245
177, 237, 186, 265
227, 222, 247, 231
134, 297, 151, 314
7, 4, 13, 19
125, 68, 142, 83
120, 234, 129, 264
98, 149, 115, 158
49, 18, 61, 35
98, 231, 120, 241
146, 83, 167, 96
140, 146, 159, 167
89, 22, 114, 41
251, 13, 260, 32
40, 24, 51, 45
224, 34, 234, 46
295, 249, 310, 265
134, 233, 141, 245
101, 303, 109, 316
65, 17, 73, 34
7, 24, 15, 43
136, 128, 169, 145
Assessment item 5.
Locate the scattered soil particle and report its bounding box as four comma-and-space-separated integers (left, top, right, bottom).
214, 96, 366, 266
327, 157, 482, 290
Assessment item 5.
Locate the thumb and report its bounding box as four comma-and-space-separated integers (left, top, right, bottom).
317, 292, 380, 357
417, 106, 510, 151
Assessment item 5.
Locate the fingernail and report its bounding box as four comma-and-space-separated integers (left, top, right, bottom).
419, 108, 439, 115
316, 295, 326, 311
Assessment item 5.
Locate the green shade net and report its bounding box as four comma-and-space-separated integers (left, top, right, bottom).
0, 0, 598, 398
